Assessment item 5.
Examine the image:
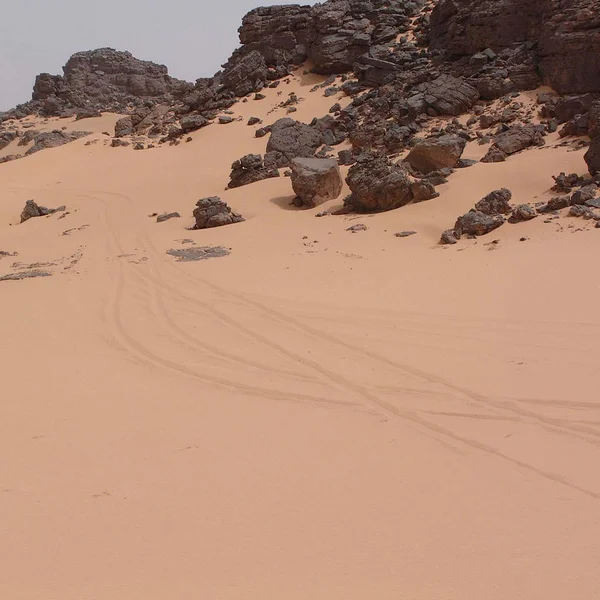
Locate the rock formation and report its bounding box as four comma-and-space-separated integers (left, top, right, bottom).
290, 158, 343, 207
193, 197, 244, 229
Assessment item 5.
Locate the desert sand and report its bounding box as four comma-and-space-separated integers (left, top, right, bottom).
1, 72, 600, 600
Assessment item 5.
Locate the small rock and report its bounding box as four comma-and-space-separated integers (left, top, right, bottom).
156, 212, 181, 223
440, 229, 458, 245
394, 231, 417, 238
347, 224, 367, 233
219, 116, 234, 125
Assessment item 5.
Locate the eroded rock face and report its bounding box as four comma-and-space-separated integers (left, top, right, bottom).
29, 48, 191, 116
25, 130, 90, 155
193, 197, 244, 229
265, 118, 324, 168
429, 0, 600, 95
345, 151, 413, 212
408, 75, 479, 116
290, 157, 343, 207
405, 134, 467, 174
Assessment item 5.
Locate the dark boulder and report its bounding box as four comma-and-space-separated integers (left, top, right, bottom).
345, 151, 414, 212
474, 188, 513, 215
193, 197, 244, 229
454, 210, 506, 237
228, 154, 280, 189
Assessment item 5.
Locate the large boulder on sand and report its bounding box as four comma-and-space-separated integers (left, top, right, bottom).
345, 151, 413, 212
290, 158, 343, 208
193, 197, 244, 229
405, 135, 467, 174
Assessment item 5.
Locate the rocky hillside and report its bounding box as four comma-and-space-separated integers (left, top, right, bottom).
2, 0, 600, 215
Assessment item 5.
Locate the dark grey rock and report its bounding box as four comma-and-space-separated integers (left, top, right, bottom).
156, 212, 181, 223
193, 197, 244, 229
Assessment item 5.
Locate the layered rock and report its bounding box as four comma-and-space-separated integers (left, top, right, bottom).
429, 0, 600, 95
25, 48, 191, 117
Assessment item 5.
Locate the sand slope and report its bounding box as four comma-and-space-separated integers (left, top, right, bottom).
1, 73, 599, 599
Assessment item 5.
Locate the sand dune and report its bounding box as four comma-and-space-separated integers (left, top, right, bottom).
1, 71, 600, 599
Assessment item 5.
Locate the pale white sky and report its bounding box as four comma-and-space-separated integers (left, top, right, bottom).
0, 0, 315, 110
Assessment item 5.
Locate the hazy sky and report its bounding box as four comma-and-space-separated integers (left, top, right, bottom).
0, 0, 316, 110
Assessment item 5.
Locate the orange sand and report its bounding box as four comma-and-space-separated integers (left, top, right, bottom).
1, 72, 599, 599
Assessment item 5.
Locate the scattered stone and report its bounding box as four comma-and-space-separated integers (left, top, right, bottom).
156, 212, 181, 223
315, 211, 330, 217
394, 231, 417, 238
347, 224, 367, 233
193, 197, 244, 229
290, 157, 343, 208
247, 117, 262, 126
166, 246, 230, 261
219, 116, 234, 124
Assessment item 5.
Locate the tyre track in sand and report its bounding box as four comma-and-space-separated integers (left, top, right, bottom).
90, 188, 600, 499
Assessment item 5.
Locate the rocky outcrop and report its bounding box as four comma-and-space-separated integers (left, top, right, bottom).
265, 118, 324, 168
25, 130, 90, 155
408, 75, 479, 117
228, 154, 280, 188
25, 48, 191, 117
429, 0, 600, 95
290, 158, 343, 207
405, 134, 467, 174
345, 151, 414, 212
193, 197, 244, 229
